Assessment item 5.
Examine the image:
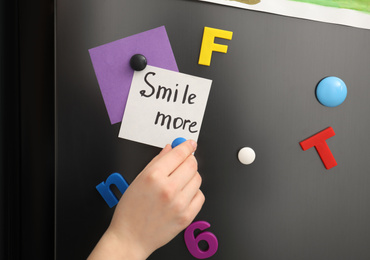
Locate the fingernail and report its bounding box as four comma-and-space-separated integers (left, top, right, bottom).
189, 140, 197, 150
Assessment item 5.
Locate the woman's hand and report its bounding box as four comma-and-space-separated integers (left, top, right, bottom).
88, 140, 205, 260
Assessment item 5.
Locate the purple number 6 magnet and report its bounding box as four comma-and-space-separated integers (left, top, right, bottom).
184, 221, 218, 259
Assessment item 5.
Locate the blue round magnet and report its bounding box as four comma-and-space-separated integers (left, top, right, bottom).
171, 137, 186, 148
316, 76, 347, 107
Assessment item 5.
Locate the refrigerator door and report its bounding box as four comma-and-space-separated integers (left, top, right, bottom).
55, 0, 370, 259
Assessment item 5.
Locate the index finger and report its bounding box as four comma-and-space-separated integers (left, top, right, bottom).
154, 140, 197, 177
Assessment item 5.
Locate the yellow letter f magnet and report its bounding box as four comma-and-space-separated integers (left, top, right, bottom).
198, 27, 233, 66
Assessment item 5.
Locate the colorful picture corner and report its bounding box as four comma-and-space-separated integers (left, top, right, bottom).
200, 0, 370, 29
290, 0, 370, 13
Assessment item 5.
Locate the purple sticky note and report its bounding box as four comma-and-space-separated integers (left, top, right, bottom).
89, 26, 178, 124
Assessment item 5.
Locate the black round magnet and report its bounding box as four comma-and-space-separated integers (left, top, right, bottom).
130, 54, 147, 71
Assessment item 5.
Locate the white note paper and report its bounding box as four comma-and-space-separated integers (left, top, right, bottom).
119, 66, 212, 148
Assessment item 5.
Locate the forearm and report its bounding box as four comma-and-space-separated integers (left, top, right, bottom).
88, 228, 148, 260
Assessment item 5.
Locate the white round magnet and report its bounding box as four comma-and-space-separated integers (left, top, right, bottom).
238, 147, 256, 165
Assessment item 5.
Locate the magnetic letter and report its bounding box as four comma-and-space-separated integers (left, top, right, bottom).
198, 27, 233, 66
96, 172, 129, 208
300, 127, 337, 170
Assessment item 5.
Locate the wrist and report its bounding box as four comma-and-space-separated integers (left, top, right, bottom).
88, 227, 148, 260
106, 226, 150, 260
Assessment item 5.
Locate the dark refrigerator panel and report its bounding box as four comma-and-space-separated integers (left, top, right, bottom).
52, 0, 370, 259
